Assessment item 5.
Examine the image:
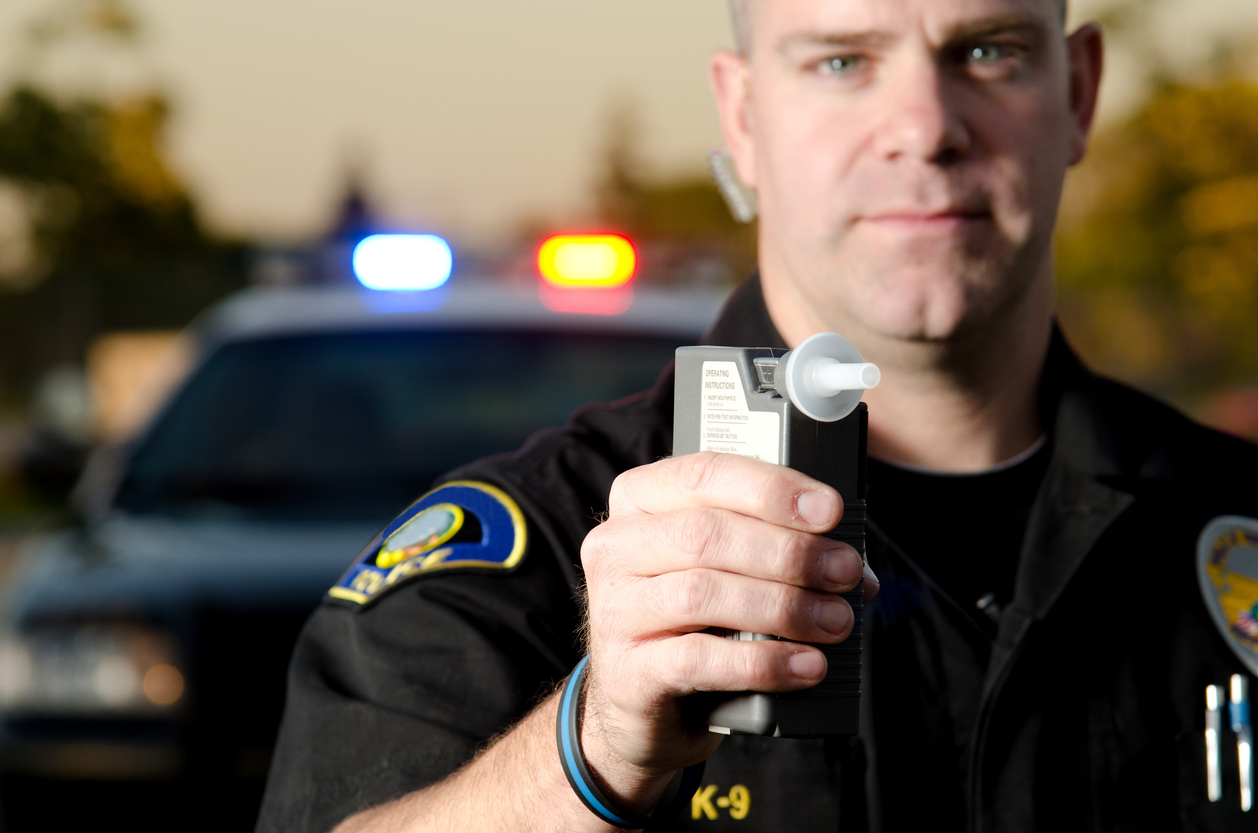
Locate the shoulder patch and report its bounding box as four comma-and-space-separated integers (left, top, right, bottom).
1198, 515, 1258, 676
328, 480, 528, 607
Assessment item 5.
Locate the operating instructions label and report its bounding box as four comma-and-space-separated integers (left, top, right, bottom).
700, 361, 781, 464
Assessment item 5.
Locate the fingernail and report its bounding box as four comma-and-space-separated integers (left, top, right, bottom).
863, 561, 879, 588
821, 547, 861, 586
812, 598, 850, 635
796, 490, 837, 527
788, 650, 825, 680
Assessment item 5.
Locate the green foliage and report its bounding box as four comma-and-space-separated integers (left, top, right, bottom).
0, 86, 245, 401
1056, 79, 1258, 402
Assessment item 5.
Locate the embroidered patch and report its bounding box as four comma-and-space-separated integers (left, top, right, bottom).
1198, 515, 1258, 676
328, 481, 527, 607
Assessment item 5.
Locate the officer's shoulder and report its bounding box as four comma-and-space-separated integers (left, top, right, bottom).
520, 362, 676, 470
327, 370, 675, 611
325, 479, 532, 608
1089, 374, 1258, 488
459, 364, 675, 517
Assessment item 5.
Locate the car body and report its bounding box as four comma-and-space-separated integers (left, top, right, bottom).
0, 279, 726, 830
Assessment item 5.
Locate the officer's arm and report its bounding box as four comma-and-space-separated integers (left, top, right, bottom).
330, 453, 870, 832
333, 691, 670, 832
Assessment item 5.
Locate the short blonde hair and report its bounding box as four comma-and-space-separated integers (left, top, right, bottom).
727, 0, 753, 55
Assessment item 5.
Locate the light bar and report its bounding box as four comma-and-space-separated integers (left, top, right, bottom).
537, 234, 636, 289
353, 234, 453, 291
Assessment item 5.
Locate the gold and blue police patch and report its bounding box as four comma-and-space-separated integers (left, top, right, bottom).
1198, 515, 1258, 676
328, 480, 527, 607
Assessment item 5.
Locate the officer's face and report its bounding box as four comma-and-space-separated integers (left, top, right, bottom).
712, 0, 1102, 345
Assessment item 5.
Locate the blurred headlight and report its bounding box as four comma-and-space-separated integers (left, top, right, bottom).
0, 625, 184, 715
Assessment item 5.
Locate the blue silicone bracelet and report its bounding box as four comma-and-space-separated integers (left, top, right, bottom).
556, 655, 706, 829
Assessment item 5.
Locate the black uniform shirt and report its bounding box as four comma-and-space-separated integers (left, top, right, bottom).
863, 443, 1052, 796
259, 276, 1258, 832
868, 441, 1052, 638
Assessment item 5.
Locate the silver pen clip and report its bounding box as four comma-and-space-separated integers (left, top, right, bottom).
1207, 684, 1225, 803
1231, 674, 1253, 812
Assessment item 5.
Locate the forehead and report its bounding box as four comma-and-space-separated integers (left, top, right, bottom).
750, 0, 1060, 47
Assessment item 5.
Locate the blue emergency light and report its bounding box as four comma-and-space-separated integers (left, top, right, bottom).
353, 234, 453, 291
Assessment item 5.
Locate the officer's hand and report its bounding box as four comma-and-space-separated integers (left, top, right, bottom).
577, 451, 875, 807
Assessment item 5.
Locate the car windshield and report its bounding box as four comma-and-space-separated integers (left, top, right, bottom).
115, 328, 682, 522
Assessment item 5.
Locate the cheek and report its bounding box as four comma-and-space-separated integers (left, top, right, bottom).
755, 96, 864, 232
975, 89, 1073, 234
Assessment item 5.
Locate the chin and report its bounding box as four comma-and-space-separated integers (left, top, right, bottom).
867, 302, 970, 343
835, 259, 1014, 344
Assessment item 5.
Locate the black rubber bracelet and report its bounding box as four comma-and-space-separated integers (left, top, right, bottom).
556, 655, 706, 829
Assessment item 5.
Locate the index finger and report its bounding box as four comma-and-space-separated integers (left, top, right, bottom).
608, 451, 842, 532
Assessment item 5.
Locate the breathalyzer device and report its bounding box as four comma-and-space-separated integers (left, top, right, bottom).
672, 332, 878, 738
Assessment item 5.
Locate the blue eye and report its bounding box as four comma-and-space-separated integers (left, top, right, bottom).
820, 55, 863, 75
969, 44, 1011, 63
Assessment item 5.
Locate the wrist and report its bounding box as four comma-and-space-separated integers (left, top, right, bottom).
579, 705, 674, 816
556, 656, 705, 829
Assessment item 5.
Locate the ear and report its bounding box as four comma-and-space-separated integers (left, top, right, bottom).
1065, 22, 1104, 166
709, 49, 757, 188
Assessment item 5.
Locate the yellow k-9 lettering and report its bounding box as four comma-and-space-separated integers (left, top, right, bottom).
691, 784, 750, 820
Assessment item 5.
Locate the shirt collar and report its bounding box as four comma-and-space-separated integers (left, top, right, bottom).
702, 272, 787, 350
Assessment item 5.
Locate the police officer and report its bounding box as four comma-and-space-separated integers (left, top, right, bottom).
258, 0, 1258, 829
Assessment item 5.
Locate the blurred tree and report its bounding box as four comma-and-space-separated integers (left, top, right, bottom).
0, 0, 245, 405
593, 103, 755, 285
27, 0, 139, 44
1056, 78, 1258, 404
1053, 0, 1258, 419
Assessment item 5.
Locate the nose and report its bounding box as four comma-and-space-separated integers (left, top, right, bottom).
872, 57, 971, 164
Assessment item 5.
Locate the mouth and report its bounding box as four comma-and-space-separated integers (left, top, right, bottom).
859, 207, 993, 231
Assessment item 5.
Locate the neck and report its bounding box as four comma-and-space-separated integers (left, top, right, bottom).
762, 270, 1053, 473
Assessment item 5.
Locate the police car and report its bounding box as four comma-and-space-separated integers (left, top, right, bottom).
0, 234, 727, 830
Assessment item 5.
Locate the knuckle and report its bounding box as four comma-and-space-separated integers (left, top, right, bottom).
755, 468, 796, 520
670, 570, 713, 619
778, 469, 812, 507
670, 634, 704, 679
741, 645, 778, 689
678, 451, 721, 495
675, 508, 721, 566
758, 470, 782, 503
608, 460, 659, 515
772, 532, 814, 584
607, 471, 633, 514
580, 526, 612, 576
770, 584, 808, 634
653, 636, 701, 695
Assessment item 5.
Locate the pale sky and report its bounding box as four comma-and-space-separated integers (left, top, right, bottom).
0, 0, 1255, 247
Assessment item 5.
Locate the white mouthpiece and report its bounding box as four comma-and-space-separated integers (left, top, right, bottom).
809, 359, 881, 396
781, 332, 879, 422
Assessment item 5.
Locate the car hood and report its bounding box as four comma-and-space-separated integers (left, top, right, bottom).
2, 513, 381, 626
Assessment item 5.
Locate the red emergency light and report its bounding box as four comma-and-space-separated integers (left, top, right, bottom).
536, 234, 637, 289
